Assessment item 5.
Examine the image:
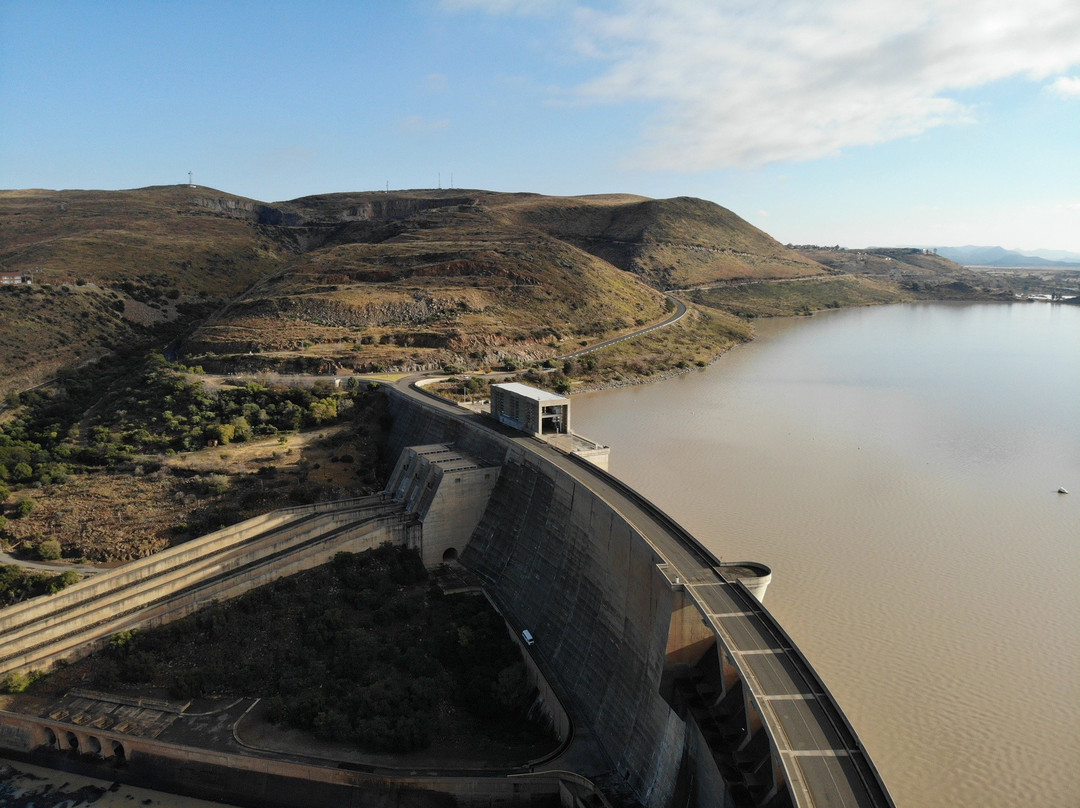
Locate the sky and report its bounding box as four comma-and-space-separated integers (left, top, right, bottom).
2, 0, 1079, 251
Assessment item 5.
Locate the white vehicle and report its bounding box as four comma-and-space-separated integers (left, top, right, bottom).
521, 629, 535, 646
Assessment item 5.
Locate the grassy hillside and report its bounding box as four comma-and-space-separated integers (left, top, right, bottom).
0, 187, 287, 395
184, 197, 669, 374
8, 185, 1054, 400
790, 246, 1022, 299
691, 275, 911, 318
497, 193, 825, 288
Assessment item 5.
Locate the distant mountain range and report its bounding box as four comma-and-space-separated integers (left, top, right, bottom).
930, 246, 1080, 267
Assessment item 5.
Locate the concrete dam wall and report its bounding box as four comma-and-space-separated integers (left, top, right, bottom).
465, 448, 688, 806
0, 385, 891, 808
384, 388, 894, 808
385, 392, 712, 808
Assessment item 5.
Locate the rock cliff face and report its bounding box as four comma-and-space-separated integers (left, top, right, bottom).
193, 196, 304, 226
231, 295, 460, 330
273, 194, 479, 224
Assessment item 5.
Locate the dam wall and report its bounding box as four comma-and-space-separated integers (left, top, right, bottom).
385, 391, 727, 808
464, 449, 692, 808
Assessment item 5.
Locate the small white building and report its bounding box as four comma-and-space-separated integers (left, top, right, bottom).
490, 382, 570, 438
0, 273, 32, 285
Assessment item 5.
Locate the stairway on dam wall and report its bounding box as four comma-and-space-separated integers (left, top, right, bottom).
0, 496, 409, 678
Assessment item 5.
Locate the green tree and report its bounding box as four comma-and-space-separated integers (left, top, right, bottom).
12, 462, 33, 482
308, 398, 338, 424
14, 498, 35, 518
229, 416, 252, 442
36, 539, 62, 561
205, 422, 235, 445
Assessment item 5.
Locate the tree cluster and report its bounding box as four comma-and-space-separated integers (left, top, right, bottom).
0, 565, 79, 607
0, 352, 364, 491
89, 546, 546, 754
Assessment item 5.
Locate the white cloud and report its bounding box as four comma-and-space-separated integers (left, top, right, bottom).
440, 0, 565, 14
1047, 75, 1080, 97
561, 0, 1080, 169
399, 114, 450, 133
425, 73, 449, 94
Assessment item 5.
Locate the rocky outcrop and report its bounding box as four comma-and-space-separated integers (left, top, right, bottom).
232, 295, 460, 329
192, 196, 303, 226
285, 195, 478, 224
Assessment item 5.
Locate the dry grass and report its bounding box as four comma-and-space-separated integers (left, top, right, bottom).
2, 185, 838, 394
692, 276, 911, 318
3, 424, 382, 564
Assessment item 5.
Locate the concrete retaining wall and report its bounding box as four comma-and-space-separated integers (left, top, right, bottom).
0, 709, 581, 808
0, 497, 408, 677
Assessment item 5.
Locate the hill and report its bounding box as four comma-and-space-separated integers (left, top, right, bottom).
494, 193, 824, 288
182, 190, 671, 375
790, 245, 1031, 299
0, 187, 286, 394
931, 245, 1080, 268
1, 185, 823, 393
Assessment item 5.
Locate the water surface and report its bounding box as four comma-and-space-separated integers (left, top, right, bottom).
573, 302, 1080, 808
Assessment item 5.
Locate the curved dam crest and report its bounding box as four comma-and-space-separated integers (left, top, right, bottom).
384, 390, 690, 804
384, 385, 894, 808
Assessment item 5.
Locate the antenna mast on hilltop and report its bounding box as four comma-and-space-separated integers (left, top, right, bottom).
188, 171, 194, 188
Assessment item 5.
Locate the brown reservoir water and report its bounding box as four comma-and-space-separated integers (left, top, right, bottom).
573, 302, 1080, 808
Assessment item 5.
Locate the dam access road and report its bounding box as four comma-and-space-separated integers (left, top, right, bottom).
395, 375, 894, 808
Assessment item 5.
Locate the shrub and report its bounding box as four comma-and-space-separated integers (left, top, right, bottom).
0, 671, 33, 693
36, 539, 62, 561
47, 570, 79, 593
14, 498, 35, 518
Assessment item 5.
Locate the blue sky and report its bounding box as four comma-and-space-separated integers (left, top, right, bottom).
2, 0, 1079, 251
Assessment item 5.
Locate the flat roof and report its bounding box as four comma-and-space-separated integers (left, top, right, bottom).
492, 382, 569, 403
411, 444, 488, 470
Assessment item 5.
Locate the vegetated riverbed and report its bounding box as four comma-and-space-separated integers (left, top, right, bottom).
573, 301, 1080, 808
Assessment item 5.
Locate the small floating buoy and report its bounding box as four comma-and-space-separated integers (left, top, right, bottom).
1058, 487, 1069, 494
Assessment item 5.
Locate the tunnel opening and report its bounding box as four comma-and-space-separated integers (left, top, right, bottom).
442, 547, 458, 561
65, 731, 79, 751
